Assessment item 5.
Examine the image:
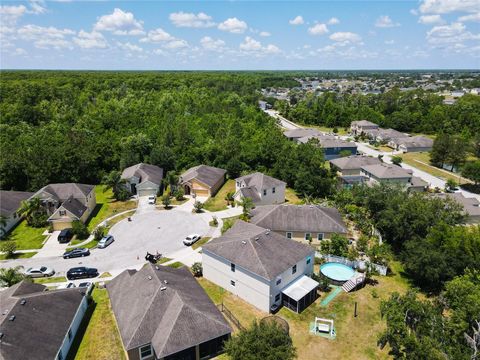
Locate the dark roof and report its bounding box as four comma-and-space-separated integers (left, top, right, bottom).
203, 221, 314, 280
0, 190, 34, 217
0, 281, 86, 360
107, 264, 231, 358
330, 155, 382, 171
180, 165, 226, 188
121, 163, 164, 186
250, 204, 348, 234
237, 187, 261, 202
283, 128, 322, 139
35, 183, 95, 202
59, 196, 88, 218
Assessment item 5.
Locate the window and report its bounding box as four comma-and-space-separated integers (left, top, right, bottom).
306, 257, 311, 265
67, 328, 73, 340
292, 265, 297, 274
275, 293, 281, 302
272, 187, 276, 194
139, 344, 153, 360
230, 280, 235, 287
304, 233, 311, 241
317, 233, 324, 241
263, 189, 267, 196
286, 232, 292, 239
59, 210, 66, 216
231, 263, 235, 272
276, 278, 282, 285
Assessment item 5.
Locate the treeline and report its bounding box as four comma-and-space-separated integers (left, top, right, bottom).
277, 89, 480, 135
0, 71, 333, 197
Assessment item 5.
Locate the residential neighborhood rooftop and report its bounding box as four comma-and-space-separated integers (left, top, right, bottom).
361, 163, 413, 179
433, 193, 480, 218
121, 163, 164, 186
34, 183, 95, 201
330, 155, 382, 171
283, 128, 322, 139
0, 190, 34, 217
180, 165, 227, 188
396, 136, 434, 148
236, 172, 286, 191
351, 120, 378, 127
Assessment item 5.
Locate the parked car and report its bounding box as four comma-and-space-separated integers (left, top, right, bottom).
148, 195, 156, 204
24, 266, 55, 278
183, 234, 201, 246
78, 282, 92, 288
98, 235, 114, 249
58, 228, 73, 243
58, 282, 76, 289
66, 267, 99, 280
63, 248, 90, 259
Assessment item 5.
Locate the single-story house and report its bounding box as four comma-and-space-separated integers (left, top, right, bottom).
0, 190, 34, 236
392, 136, 434, 153
375, 128, 407, 143
234, 172, 286, 206
179, 165, 226, 198
0, 281, 90, 360
283, 128, 322, 141
330, 155, 382, 176
350, 120, 379, 136
107, 264, 231, 360
203, 220, 318, 313
361, 163, 413, 185
32, 183, 96, 230
297, 135, 357, 160
250, 204, 348, 243
121, 163, 164, 197
433, 193, 480, 224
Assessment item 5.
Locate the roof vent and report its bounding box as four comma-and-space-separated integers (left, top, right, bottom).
266, 229, 270, 235
241, 241, 247, 245
20, 299, 26, 305
8, 315, 15, 321
254, 237, 259, 241
2, 310, 8, 315
309, 205, 314, 208
163, 280, 168, 284
147, 276, 152, 280
160, 286, 167, 291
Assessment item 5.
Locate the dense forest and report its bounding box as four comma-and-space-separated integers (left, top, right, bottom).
277, 90, 480, 135
0, 71, 332, 196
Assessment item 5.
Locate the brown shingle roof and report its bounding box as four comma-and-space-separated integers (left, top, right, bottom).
180, 165, 226, 188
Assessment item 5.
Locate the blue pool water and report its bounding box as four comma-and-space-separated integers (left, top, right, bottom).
320, 263, 355, 282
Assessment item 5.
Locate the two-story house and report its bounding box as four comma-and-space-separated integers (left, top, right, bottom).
233, 172, 286, 206
0, 190, 34, 236
203, 221, 318, 313
360, 163, 427, 191
350, 120, 379, 136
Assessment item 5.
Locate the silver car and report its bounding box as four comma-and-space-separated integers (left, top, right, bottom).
24, 266, 55, 278
183, 234, 200, 246
98, 234, 114, 249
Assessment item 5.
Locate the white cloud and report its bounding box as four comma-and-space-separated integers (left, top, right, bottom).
162, 39, 189, 49
239, 36, 281, 55
426, 22, 480, 49
169, 12, 215, 28
385, 39, 395, 45
117, 41, 143, 52
289, 15, 304, 25
0, 5, 27, 25
418, 15, 445, 24
35, 38, 72, 50
458, 13, 480, 22
13, 47, 27, 55
218, 17, 247, 33
94, 8, 144, 35
375, 15, 400, 28
259, 31, 271, 37
308, 23, 329, 35
317, 44, 378, 59
419, 0, 480, 14
28, 0, 47, 14
140, 28, 175, 43
73, 30, 108, 49
327, 17, 340, 25
329, 32, 362, 43
200, 36, 225, 51
18, 24, 75, 40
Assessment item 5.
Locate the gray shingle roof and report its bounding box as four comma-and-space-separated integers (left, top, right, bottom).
60, 196, 88, 218
283, 128, 322, 139
0, 281, 86, 360
237, 187, 261, 202
35, 183, 95, 202
121, 163, 164, 186
330, 155, 382, 171
236, 172, 285, 191
107, 264, 231, 358
361, 163, 412, 179
0, 190, 34, 217
203, 221, 314, 280
410, 176, 428, 188
433, 193, 480, 217
397, 136, 434, 148
250, 204, 348, 235
351, 120, 378, 127
297, 135, 357, 149
376, 128, 407, 140
180, 165, 226, 188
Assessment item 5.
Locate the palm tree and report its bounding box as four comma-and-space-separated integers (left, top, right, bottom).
18, 197, 42, 225
225, 191, 235, 207
164, 171, 179, 192
0, 266, 26, 287
238, 197, 254, 220
102, 170, 128, 200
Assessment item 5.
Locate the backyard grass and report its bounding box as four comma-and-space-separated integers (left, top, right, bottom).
199, 260, 412, 359
72, 288, 126, 360
5, 220, 47, 250
33, 276, 67, 284
157, 257, 172, 264
368, 145, 394, 152
203, 180, 236, 212
167, 261, 185, 269
0, 251, 37, 260
99, 272, 112, 278
86, 185, 137, 231
400, 152, 472, 185
192, 237, 211, 250
285, 187, 302, 204
68, 239, 99, 250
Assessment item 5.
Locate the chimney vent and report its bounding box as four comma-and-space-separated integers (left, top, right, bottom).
241, 241, 246, 245
147, 276, 152, 280
160, 286, 167, 291
254, 237, 259, 241
8, 315, 15, 321
163, 280, 168, 284
20, 299, 26, 306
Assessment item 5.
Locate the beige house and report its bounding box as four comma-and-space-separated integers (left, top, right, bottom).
179, 165, 226, 198
32, 183, 96, 230
389, 136, 434, 153
0, 190, 34, 236
250, 204, 348, 244
234, 172, 286, 206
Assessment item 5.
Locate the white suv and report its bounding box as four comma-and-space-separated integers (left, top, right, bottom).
148, 195, 156, 204
183, 234, 200, 246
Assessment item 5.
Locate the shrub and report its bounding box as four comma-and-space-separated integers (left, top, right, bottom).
174, 188, 185, 201
191, 262, 203, 277
193, 201, 204, 213
209, 216, 218, 227
221, 218, 236, 234
0, 241, 17, 257
162, 195, 171, 209
391, 156, 402, 166
93, 226, 105, 241
72, 220, 90, 240
29, 212, 48, 228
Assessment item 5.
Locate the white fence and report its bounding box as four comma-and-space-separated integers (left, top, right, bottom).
316, 253, 388, 276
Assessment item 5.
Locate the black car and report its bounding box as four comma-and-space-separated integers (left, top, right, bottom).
63, 248, 90, 259
66, 267, 99, 280
58, 228, 73, 243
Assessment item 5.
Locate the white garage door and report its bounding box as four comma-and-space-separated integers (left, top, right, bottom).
138, 188, 156, 197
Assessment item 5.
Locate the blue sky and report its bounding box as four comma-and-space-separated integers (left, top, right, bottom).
1, 0, 479, 70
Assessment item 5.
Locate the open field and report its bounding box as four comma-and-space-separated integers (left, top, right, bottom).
204, 180, 236, 212
5, 221, 47, 250
199, 260, 412, 360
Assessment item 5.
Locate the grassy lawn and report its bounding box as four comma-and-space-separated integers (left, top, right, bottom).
192, 237, 211, 250
0, 252, 37, 260
170, 198, 189, 205
86, 186, 137, 231
400, 152, 472, 185
33, 276, 67, 284
99, 272, 112, 278
72, 288, 126, 360
203, 180, 236, 212
157, 257, 172, 264
285, 187, 302, 205
5, 220, 47, 250
199, 260, 412, 359
303, 124, 349, 136
167, 261, 185, 269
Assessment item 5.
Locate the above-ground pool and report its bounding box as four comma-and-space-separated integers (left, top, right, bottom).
320, 263, 355, 284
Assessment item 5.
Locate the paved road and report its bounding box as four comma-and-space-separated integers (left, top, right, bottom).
265, 109, 302, 130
